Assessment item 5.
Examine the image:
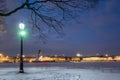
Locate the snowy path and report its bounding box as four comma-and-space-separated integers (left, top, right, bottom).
0, 67, 120, 80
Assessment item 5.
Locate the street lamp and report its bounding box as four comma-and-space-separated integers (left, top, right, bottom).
19, 22, 26, 73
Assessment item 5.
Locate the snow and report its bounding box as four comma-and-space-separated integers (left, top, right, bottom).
0, 62, 120, 80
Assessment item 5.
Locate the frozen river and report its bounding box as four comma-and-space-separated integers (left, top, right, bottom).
0, 62, 120, 80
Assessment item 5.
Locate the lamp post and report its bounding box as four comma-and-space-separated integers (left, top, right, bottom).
19, 22, 26, 73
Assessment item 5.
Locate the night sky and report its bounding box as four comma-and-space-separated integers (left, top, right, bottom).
0, 0, 120, 57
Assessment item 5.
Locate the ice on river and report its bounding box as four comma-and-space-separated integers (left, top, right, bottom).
0, 62, 120, 80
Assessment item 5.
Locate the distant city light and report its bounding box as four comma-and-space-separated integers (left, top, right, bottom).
105, 54, 109, 57
76, 53, 82, 57
22, 55, 25, 58
54, 54, 58, 57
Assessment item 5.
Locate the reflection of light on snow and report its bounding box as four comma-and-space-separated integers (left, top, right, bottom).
38, 56, 43, 61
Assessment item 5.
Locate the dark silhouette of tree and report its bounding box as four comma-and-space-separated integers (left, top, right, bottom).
0, 0, 99, 37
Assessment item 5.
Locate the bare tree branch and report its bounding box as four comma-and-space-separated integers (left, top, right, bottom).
0, 0, 99, 39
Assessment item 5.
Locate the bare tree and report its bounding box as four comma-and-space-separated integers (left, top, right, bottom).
0, 0, 7, 33
0, 0, 99, 73
0, 0, 99, 37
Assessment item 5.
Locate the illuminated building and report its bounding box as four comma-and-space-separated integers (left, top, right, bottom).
114, 56, 120, 61
14, 56, 36, 63
71, 57, 81, 62
82, 56, 113, 62
40, 56, 66, 62
0, 53, 13, 63
1, 53, 120, 63
37, 50, 42, 61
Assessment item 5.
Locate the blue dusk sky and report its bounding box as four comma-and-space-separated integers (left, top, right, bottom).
0, 0, 120, 57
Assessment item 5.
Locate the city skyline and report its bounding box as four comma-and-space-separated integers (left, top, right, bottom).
0, 0, 120, 56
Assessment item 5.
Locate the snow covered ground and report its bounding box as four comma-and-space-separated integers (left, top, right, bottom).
0, 62, 120, 80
